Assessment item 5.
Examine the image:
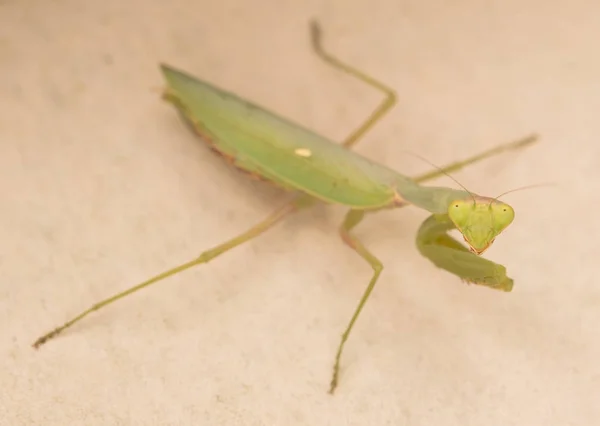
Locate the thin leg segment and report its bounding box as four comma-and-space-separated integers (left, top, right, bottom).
330, 209, 384, 394
310, 20, 397, 149
412, 134, 538, 183
33, 198, 304, 348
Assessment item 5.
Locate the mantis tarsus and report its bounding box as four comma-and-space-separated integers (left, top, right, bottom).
33, 20, 537, 394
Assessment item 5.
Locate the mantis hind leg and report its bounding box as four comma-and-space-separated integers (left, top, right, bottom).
33, 196, 307, 348
310, 20, 397, 149
310, 20, 539, 165
330, 209, 384, 394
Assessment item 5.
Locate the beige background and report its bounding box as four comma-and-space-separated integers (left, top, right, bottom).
1, 0, 599, 425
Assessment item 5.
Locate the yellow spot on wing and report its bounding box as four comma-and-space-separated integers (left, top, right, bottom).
294, 148, 312, 157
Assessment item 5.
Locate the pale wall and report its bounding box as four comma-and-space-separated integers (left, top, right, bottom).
1, 1, 598, 425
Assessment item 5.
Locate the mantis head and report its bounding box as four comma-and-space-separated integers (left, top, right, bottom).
448, 197, 515, 255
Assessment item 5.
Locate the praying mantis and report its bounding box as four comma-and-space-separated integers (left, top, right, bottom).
33, 20, 537, 394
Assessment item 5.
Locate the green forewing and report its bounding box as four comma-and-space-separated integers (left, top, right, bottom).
160, 64, 403, 209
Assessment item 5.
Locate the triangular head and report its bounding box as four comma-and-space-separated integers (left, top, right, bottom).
448, 196, 515, 255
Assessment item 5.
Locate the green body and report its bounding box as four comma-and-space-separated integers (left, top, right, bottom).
32, 21, 536, 394
162, 64, 468, 212
162, 63, 520, 266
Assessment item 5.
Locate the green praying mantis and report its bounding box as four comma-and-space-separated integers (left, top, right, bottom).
33, 20, 538, 394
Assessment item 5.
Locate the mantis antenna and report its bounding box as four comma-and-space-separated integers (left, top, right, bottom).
488, 183, 555, 206
401, 150, 478, 204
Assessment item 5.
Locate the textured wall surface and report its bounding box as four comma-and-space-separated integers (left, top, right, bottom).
1, 0, 598, 424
